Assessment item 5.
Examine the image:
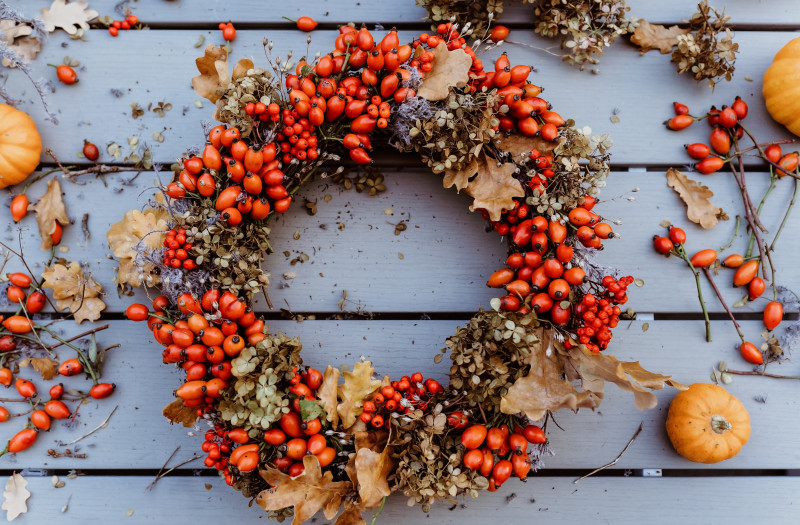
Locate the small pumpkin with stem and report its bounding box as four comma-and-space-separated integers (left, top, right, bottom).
0, 104, 42, 188
666, 383, 750, 464
764, 37, 800, 137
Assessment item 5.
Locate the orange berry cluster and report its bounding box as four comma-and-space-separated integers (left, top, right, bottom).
162, 228, 197, 271
360, 373, 443, 428
107, 14, 139, 37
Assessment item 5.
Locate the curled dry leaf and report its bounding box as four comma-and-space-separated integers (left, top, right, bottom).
351, 430, 395, 509
630, 20, 690, 54
666, 168, 724, 229
19, 356, 59, 380
29, 178, 70, 251
317, 365, 341, 428
163, 399, 199, 427
417, 43, 472, 101
466, 152, 525, 222
497, 134, 557, 160
39, 0, 98, 35
0, 20, 40, 67
1, 473, 30, 521
42, 261, 106, 324
106, 206, 169, 290
334, 507, 368, 525
192, 44, 230, 104
337, 361, 382, 430
0, 20, 32, 42
257, 455, 351, 525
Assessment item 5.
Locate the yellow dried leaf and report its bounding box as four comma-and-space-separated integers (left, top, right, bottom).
39, 0, 98, 35
163, 399, 199, 427
501, 329, 598, 420
192, 44, 230, 103
466, 152, 525, 222
337, 361, 382, 430
41, 262, 105, 324
317, 365, 340, 429
257, 455, 350, 525
666, 168, 724, 229
106, 206, 169, 289
29, 178, 70, 251
630, 20, 690, 54
19, 356, 59, 380
417, 43, 472, 101
352, 430, 394, 509
1, 473, 30, 521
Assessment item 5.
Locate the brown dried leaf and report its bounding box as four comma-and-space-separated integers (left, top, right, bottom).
41, 262, 106, 324
163, 399, 199, 427
337, 361, 382, 430
417, 43, 472, 101
501, 329, 598, 420
192, 44, 230, 103
442, 157, 478, 192
106, 206, 169, 289
0, 20, 32, 42
352, 430, 395, 508
3, 36, 41, 66
334, 507, 368, 525
29, 178, 69, 251
630, 20, 690, 54
466, 152, 525, 222
666, 168, 724, 229
317, 365, 340, 429
257, 455, 350, 525
497, 134, 557, 159
19, 356, 59, 380
232, 58, 254, 80
39, 0, 98, 35
1, 473, 30, 521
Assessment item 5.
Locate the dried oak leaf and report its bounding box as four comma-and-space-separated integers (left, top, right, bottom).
29, 178, 70, 251
106, 206, 169, 289
0, 20, 32, 42
564, 344, 687, 411
39, 0, 98, 35
317, 365, 341, 429
1, 473, 30, 521
417, 42, 472, 101
337, 361, 382, 430
630, 20, 690, 54
257, 455, 350, 525
497, 134, 557, 159
163, 399, 199, 427
334, 507, 367, 525
501, 329, 598, 420
466, 152, 525, 222
192, 44, 230, 103
442, 157, 478, 192
351, 430, 395, 509
666, 168, 724, 229
19, 356, 59, 380
0, 21, 40, 66
42, 261, 106, 324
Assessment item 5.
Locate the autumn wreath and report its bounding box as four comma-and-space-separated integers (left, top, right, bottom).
109, 23, 682, 525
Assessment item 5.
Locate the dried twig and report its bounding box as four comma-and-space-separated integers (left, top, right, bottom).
574, 421, 643, 483
47, 149, 143, 179
59, 405, 118, 446
146, 455, 201, 490
47, 448, 88, 459
146, 446, 180, 491
726, 369, 800, 380
45, 324, 110, 351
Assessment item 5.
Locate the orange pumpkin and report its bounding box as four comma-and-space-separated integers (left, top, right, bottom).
763, 37, 800, 137
0, 104, 42, 188
666, 383, 750, 464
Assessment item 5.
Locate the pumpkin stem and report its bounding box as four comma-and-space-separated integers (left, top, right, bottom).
710, 414, 732, 434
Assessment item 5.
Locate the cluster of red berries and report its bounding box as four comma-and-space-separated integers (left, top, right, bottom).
162, 228, 197, 271
107, 14, 139, 36
360, 373, 443, 428
569, 275, 632, 353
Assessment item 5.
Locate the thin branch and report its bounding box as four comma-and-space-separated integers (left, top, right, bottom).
146, 455, 201, 490
726, 369, 800, 380
46, 149, 143, 179
702, 268, 744, 341
146, 446, 180, 491
59, 405, 117, 446
45, 324, 110, 351
574, 421, 643, 483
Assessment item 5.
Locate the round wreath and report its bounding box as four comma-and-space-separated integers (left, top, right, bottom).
114, 23, 680, 524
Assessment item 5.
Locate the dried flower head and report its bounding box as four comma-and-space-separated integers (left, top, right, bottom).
671, 1, 738, 88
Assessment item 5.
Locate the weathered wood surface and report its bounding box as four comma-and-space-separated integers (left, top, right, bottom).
1, 320, 796, 471
2, 29, 796, 166
8, 475, 800, 524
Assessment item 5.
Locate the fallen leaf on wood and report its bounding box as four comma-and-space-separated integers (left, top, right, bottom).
337, 361, 382, 430
29, 178, 70, 251
257, 455, 351, 525
417, 43, 472, 101
351, 430, 395, 509
0, 20, 32, 42
39, 0, 98, 35
666, 168, 724, 229
162, 399, 199, 427
317, 365, 340, 429
501, 329, 598, 420
630, 20, 690, 54
42, 262, 106, 324
192, 44, 230, 103
19, 356, 59, 380
334, 507, 367, 525
442, 157, 478, 192
1, 473, 30, 521
0, 21, 40, 67
466, 152, 525, 222
106, 206, 169, 290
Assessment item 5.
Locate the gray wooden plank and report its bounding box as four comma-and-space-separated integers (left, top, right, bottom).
3, 30, 797, 166
52, 0, 800, 27
5, 475, 798, 524
1, 319, 796, 470
3, 168, 798, 315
